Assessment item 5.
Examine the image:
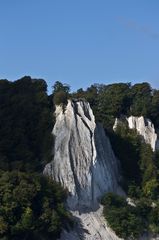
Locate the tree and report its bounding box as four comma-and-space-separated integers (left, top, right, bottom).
0, 171, 72, 240
143, 179, 159, 199
52, 81, 70, 106
109, 124, 141, 188
52, 81, 70, 95
0, 77, 53, 172
130, 82, 152, 117
101, 193, 144, 239
149, 203, 159, 233
53, 90, 68, 106
96, 83, 131, 129
150, 90, 159, 128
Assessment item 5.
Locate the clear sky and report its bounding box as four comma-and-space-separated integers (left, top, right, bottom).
0, 0, 159, 93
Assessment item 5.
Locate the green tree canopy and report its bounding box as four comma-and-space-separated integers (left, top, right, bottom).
0, 171, 72, 240
0, 76, 53, 172
52, 81, 70, 106
130, 82, 152, 117
52, 81, 70, 95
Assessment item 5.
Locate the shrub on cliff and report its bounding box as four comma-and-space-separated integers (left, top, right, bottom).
101, 193, 144, 239
52, 81, 70, 106
53, 90, 68, 105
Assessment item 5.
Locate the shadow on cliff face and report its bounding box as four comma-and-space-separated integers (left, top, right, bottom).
59, 214, 87, 240
73, 215, 89, 239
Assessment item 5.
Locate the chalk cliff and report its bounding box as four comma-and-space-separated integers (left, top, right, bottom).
44, 100, 122, 209
113, 116, 159, 152
44, 101, 159, 239
44, 99, 122, 239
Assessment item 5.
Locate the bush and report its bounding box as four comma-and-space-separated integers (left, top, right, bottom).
101, 193, 144, 239
149, 203, 159, 233
0, 171, 72, 240
53, 90, 68, 106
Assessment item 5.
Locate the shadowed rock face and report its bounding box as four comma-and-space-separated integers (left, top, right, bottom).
44, 100, 122, 210
113, 116, 159, 152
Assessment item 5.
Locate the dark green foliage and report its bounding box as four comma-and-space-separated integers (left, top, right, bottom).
73, 82, 159, 130
94, 83, 131, 129
135, 198, 152, 219
154, 150, 159, 169
109, 123, 142, 189
101, 192, 127, 208
98, 83, 131, 115
139, 143, 159, 200
150, 90, 159, 128
52, 81, 70, 95
149, 203, 159, 233
0, 171, 71, 240
52, 81, 70, 106
128, 184, 141, 199
53, 91, 68, 106
81, 85, 98, 107
102, 192, 159, 238
101, 193, 144, 239
130, 83, 152, 117
0, 76, 53, 172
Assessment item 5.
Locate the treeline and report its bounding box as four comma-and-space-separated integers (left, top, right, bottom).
0, 77, 72, 240
72, 82, 159, 129
0, 76, 53, 172
48, 81, 159, 131
1, 77, 159, 239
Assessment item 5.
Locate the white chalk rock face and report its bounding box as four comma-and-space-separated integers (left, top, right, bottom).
127, 116, 158, 152
44, 100, 122, 210
59, 206, 122, 240
113, 116, 159, 152
44, 99, 123, 240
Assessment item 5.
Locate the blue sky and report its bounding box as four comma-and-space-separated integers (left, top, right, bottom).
0, 0, 159, 93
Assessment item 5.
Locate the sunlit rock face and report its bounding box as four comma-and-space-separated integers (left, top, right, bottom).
113, 116, 159, 152
44, 100, 122, 210
44, 99, 123, 239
